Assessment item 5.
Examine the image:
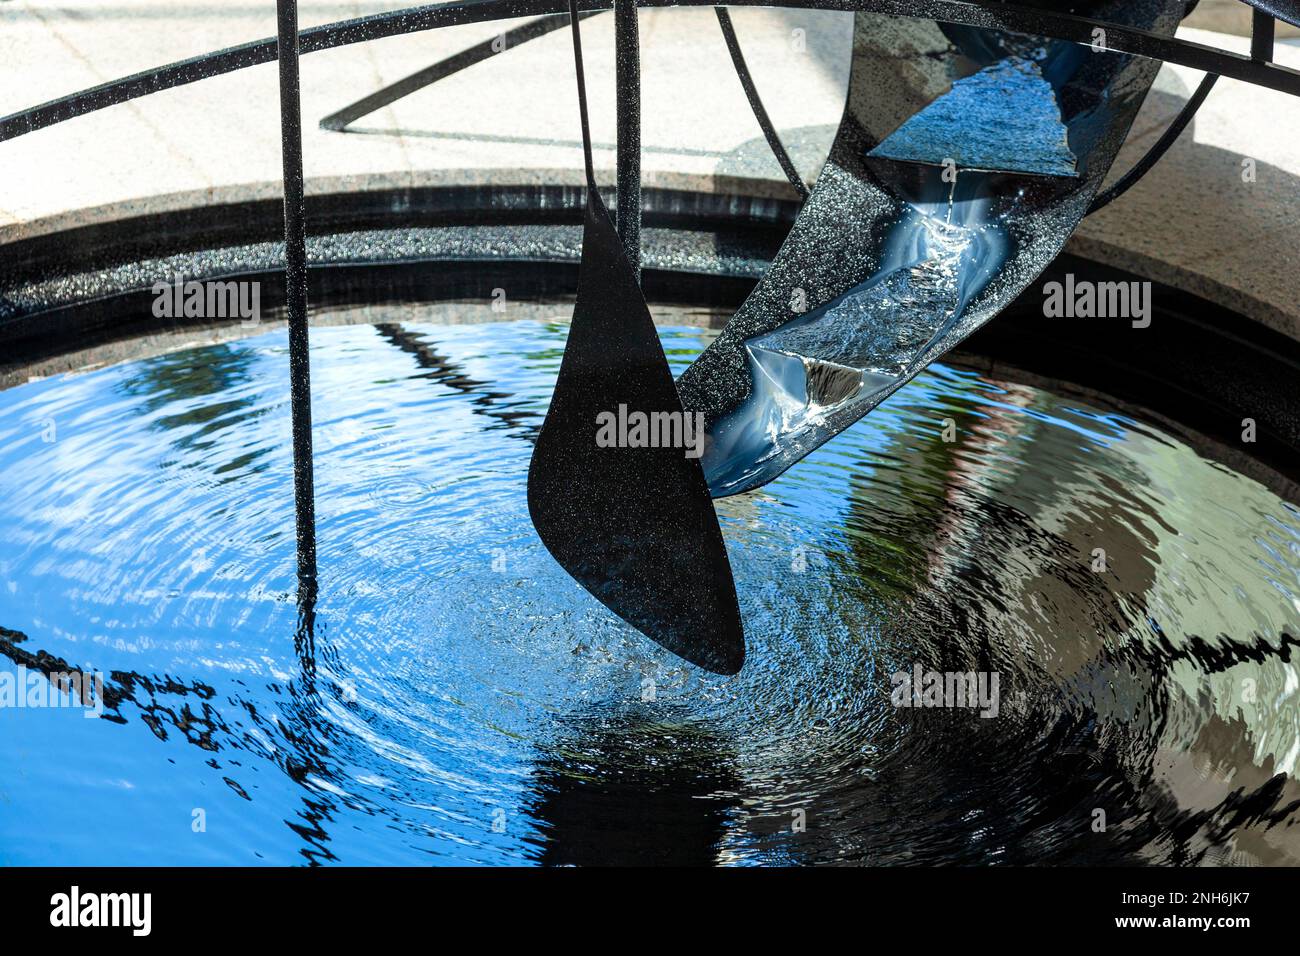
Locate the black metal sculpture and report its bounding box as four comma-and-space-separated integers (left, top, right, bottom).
526, 1, 745, 674
4, 0, 1300, 673
274, 0, 319, 639
8, 1, 1300, 145
677, 1, 1192, 497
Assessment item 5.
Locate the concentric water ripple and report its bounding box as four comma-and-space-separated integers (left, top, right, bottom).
1, 309, 1298, 865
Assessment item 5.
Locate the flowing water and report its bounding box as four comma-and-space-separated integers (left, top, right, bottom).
1, 310, 1298, 865
869, 54, 1079, 178
705, 176, 1009, 494
702, 52, 1081, 495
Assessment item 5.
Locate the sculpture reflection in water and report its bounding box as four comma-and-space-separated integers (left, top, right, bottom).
2, 319, 1298, 864
512, 3, 1189, 665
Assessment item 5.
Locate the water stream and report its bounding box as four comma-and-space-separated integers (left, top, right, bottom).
703, 53, 1079, 494
705, 174, 1009, 493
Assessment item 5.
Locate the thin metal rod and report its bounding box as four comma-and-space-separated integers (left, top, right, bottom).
276, 0, 318, 609
7, 1, 1300, 144
614, 0, 642, 275
1087, 71, 1218, 214
320, 13, 597, 131
569, 0, 598, 186
714, 7, 810, 200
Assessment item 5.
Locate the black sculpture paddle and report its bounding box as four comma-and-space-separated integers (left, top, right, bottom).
526, 0, 744, 675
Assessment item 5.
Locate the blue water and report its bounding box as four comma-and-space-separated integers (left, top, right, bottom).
1, 314, 1298, 865
869, 55, 1079, 177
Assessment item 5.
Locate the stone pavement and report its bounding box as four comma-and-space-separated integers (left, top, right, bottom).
1, 3, 1298, 337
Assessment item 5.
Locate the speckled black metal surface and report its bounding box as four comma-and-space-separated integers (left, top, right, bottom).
674, 1, 1188, 496
0, 185, 795, 320
4, 234, 1298, 495
1246, 0, 1300, 29
526, 4, 744, 673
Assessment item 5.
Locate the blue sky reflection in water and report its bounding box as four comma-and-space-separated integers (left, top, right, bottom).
0, 313, 1298, 865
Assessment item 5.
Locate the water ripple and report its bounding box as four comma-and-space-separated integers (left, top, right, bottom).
0, 313, 1297, 865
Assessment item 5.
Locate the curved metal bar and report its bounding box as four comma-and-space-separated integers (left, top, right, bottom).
319, 13, 592, 131
1087, 71, 1219, 215
4, 0, 1300, 145
714, 7, 811, 200
0, 0, 557, 143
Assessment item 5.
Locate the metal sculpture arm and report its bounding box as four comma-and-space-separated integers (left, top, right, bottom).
714, 7, 812, 200
1088, 71, 1219, 214
318, 14, 594, 132
6, 0, 1300, 145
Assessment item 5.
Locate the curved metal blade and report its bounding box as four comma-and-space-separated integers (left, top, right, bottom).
527, 3, 744, 675
679, 1, 1188, 498
1244, 0, 1300, 29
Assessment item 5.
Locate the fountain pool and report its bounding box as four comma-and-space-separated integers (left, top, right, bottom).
1, 305, 1297, 865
